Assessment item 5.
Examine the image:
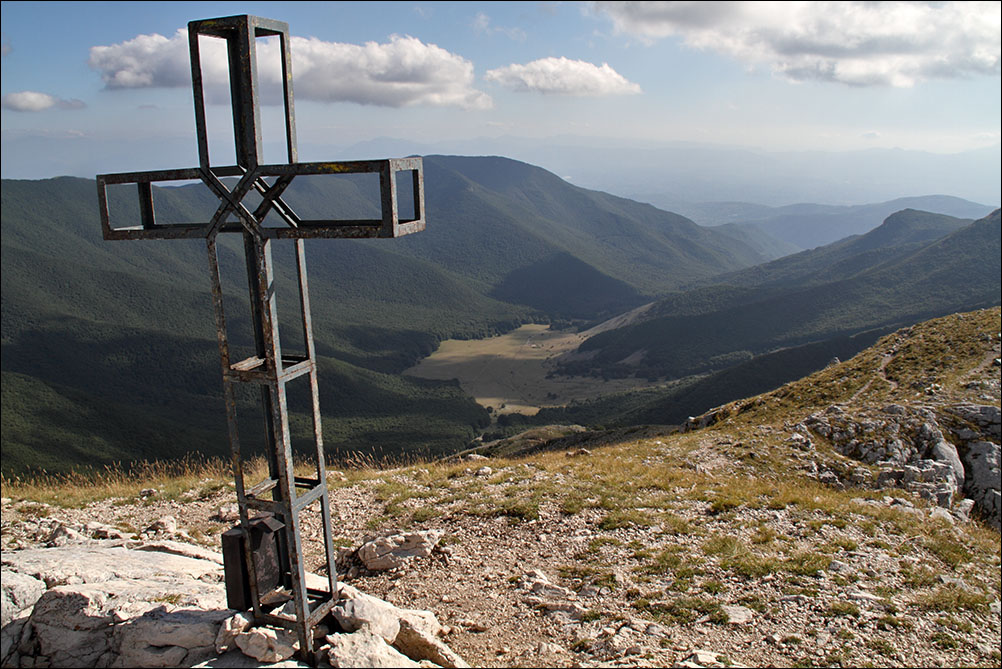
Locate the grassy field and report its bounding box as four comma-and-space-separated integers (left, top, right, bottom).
404, 323, 661, 416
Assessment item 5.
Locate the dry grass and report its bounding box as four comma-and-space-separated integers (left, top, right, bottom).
404, 323, 664, 415
1, 457, 234, 508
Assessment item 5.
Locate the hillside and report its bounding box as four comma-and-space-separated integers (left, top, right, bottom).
0, 157, 769, 476
3, 308, 999, 668
561, 209, 1001, 382
397, 155, 774, 298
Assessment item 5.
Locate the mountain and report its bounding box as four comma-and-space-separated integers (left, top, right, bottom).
396, 155, 773, 299
559, 209, 1001, 381
662, 195, 996, 250
693, 208, 974, 292
1, 156, 768, 475
705, 222, 801, 262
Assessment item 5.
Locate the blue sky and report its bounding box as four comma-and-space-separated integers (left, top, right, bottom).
2, 1, 1000, 191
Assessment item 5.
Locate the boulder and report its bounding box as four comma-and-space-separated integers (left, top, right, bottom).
234, 627, 298, 664
949, 404, 1001, 440
2, 543, 231, 668
215, 612, 254, 654
962, 441, 1001, 530
1, 570, 46, 626
332, 583, 442, 644
393, 618, 469, 668
929, 439, 965, 491
47, 524, 87, 547
84, 522, 128, 541
325, 628, 421, 668
117, 607, 234, 667
356, 529, 444, 571
27, 578, 229, 667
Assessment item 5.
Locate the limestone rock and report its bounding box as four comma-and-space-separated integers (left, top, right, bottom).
393, 618, 469, 668
928, 439, 964, 491
117, 606, 234, 667
516, 569, 576, 599
146, 516, 178, 535
529, 580, 575, 600
215, 612, 254, 654
325, 628, 422, 668
332, 583, 442, 644
2, 545, 223, 587
356, 529, 444, 571
84, 521, 128, 541
216, 503, 240, 523
953, 498, 976, 522
721, 605, 754, 624
929, 507, 955, 523
234, 627, 298, 664
682, 649, 727, 667
0, 610, 32, 667
28, 578, 228, 667
3, 544, 230, 668
1, 570, 45, 626
948, 404, 1001, 440
47, 523, 87, 547
962, 440, 1001, 530
133, 540, 225, 565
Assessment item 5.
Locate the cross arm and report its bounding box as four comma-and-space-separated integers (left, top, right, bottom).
96, 158, 425, 241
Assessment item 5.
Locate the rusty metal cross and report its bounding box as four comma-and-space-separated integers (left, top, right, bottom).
96, 15, 425, 664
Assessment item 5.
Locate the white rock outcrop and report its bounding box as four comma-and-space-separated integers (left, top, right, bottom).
2, 539, 467, 668
355, 529, 444, 571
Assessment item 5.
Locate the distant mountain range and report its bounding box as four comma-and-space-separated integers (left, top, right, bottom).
3, 155, 998, 476
555, 207, 1001, 384
674, 195, 996, 250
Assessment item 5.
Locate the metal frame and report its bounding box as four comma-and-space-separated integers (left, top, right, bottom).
95, 14, 425, 664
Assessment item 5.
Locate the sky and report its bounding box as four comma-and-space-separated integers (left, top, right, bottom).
1, 1, 1000, 197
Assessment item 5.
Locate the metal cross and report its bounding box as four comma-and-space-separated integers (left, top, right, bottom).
96, 15, 425, 664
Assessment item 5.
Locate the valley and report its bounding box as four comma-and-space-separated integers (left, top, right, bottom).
404, 323, 662, 416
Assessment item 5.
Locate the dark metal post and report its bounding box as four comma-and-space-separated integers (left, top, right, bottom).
95, 14, 425, 665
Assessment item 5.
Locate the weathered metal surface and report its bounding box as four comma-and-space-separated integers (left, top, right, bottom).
97, 159, 424, 240
96, 14, 425, 665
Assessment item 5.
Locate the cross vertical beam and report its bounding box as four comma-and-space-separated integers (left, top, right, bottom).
96, 14, 425, 666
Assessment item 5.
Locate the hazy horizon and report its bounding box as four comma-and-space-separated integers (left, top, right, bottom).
2, 1, 999, 205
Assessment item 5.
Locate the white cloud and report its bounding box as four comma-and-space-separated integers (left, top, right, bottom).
292, 35, 492, 109
2, 91, 86, 112
473, 12, 527, 41
88, 30, 492, 110
485, 57, 642, 95
89, 29, 193, 88
590, 1, 1001, 87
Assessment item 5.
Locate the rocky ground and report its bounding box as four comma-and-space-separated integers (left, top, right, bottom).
2, 309, 1001, 668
